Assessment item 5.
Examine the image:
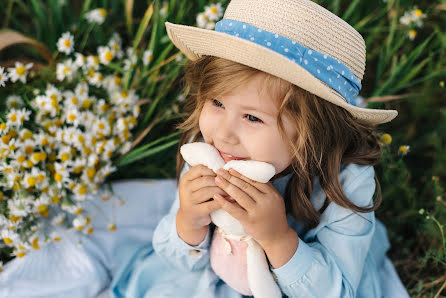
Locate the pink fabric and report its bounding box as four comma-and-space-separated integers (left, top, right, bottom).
210, 229, 252, 295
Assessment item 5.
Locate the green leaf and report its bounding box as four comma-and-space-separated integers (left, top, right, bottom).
116, 139, 179, 167
132, 2, 154, 52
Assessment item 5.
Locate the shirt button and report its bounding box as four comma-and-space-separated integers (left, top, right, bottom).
188, 249, 203, 258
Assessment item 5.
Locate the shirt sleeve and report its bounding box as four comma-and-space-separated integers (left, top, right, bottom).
271, 165, 377, 298
152, 161, 213, 272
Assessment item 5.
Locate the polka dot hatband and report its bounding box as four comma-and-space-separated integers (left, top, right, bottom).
215, 19, 361, 106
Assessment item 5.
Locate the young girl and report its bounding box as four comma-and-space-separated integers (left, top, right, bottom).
0, 0, 410, 297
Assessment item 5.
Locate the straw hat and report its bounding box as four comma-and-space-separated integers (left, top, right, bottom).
165, 0, 398, 124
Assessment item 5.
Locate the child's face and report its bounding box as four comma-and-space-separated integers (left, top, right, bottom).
199, 74, 296, 174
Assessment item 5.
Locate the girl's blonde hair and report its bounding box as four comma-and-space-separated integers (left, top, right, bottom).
175, 56, 382, 229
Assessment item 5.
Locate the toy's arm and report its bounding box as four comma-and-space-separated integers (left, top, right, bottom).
152, 162, 213, 272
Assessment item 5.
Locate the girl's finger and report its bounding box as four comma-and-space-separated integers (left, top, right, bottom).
214, 172, 256, 211
217, 168, 263, 201
193, 186, 228, 204
227, 168, 271, 194
189, 175, 217, 192
213, 193, 247, 221
184, 164, 215, 181
198, 199, 223, 215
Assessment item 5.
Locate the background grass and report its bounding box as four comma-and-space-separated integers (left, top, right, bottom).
1, 0, 445, 296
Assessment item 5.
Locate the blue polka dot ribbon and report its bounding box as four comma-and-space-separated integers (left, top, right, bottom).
214, 19, 361, 106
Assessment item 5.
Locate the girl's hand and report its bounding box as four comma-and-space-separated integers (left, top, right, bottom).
178, 165, 228, 230
213, 168, 293, 250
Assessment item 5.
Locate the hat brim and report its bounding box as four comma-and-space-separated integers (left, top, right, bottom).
165, 22, 397, 125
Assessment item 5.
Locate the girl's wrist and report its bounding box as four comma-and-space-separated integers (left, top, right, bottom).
176, 210, 208, 246
262, 228, 299, 269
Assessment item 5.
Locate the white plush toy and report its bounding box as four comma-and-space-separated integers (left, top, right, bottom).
180, 142, 281, 298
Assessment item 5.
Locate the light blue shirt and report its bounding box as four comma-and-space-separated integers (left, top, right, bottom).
150, 161, 389, 297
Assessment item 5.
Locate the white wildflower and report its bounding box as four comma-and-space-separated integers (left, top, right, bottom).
143, 49, 153, 66
6, 95, 24, 109
0, 66, 8, 87
204, 3, 223, 21
56, 32, 75, 55
85, 8, 107, 24
7, 62, 33, 83
98, 46, 114, 65
160, 2, 168, 17
56, 59, 75, 81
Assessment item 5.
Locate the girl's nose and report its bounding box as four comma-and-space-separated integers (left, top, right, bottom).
216, 118, 238, 145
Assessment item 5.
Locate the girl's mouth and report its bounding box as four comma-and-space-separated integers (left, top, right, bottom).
216, 149, 248, 162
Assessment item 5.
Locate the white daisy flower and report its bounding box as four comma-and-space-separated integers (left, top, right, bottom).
51, 213, 66, 225
6, 95, 24, 109
73, 215, 87, 230
75, 82, 89, 97
85, 8, 107, 24
2, 229, 19, 245
408, 29, 417, 40
74, 53, 87, 69
143, 49, 153, 66
88, 71, 104, 87
63, 106, 81, 127
123, 54, 137, 71
56, 32, 74, 55
56, 59, 75, 81
160, 1, 168, 17
7, 62, 33, 83
204, 3, 223, 21
6, 108, 30, 127
8, 199, 32, 217
98, 46, 114, 65
50, 231, 62, 242
196, 12, 209, 29
86, 55, 100, 70
0, 66, 8, 87
72, 183, 89, 201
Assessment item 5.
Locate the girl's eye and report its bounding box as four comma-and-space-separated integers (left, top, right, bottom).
211, 98, 263, 123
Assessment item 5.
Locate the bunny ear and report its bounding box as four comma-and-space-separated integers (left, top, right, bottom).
224, 160, 276, 183
180, 142, 225, 173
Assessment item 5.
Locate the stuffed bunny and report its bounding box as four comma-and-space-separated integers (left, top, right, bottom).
180, 142, 281, 298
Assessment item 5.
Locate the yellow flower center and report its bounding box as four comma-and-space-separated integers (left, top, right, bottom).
27, 176, 37, 187
38, 173, 45, 181
68, 114, 76, 121
99, 8, 106, 17
75, 208, 83, 215
0, 192, 3, 200
51, 195, 60, 204
3, 237, 13, 244
63, 66, 71, 74
79, 185, 88, 195
16, 251, 26, 258
32, 237, 40, 250
105, 51, 113, 61
17, 155, 26, 163
108, 224, 117, 231
64, 39, 71, 47
211, 7, 218, 14
61, 152, 70, 162
87, 167, 96, 180
23, 130, 33, 139
121, 91, 128, 98
98, 123, 105, 130
71, 97, 78, 104
380, 134, 392, 145
413, 9, 423, 17
10, 215, 21, 222
82, 99, 92, 109
54, 237, 61, 242
87, 227, 94, 235
0, 123, 6, 130
1, 135, 10, 144
54, 173, 63, 182
76, 225, 84, 230
50, 94, 58, 101
16, 66, 26, 75
10, 114, 17, 122
115, 76, 122, 85
25, 145, 34, 154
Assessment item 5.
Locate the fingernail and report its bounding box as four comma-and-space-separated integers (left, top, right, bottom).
229, 168, 237, 175
215, 176, 223, 183
214, 193, 223, 200
217, 169, 225, 176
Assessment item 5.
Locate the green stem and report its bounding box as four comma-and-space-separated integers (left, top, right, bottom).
429, 216, 446, 257
79, 23, 95, 52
